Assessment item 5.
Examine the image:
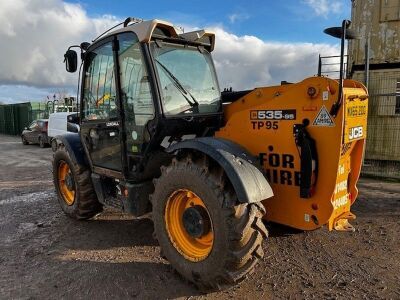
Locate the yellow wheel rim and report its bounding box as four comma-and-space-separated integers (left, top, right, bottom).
164, 189, 213, 262
58, 161, 75, 206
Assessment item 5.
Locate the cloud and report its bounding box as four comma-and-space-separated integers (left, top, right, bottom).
0, 0, 340, 103
228, 13, 250, 24
303, 0, 343, 18
0, 0, 118, 89
210, 27, 340, 90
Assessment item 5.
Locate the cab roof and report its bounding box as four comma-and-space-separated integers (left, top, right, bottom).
97, 18, 216, 52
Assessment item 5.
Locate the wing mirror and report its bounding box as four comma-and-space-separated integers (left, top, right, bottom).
323, 26, 360, 40
64, 49, 78, 73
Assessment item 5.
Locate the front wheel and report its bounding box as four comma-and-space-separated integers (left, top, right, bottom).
51, 138, 58, 152
53, 145, 102, 219
151, 154, 268, 291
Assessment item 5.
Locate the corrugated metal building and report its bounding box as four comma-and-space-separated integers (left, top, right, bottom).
0, 102, 48, 135
0, 99, 77, 136
348, 0, 400, 178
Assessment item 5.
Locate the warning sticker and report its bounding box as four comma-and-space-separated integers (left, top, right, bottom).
312, 105, 335, 127
322, 91, 329, 101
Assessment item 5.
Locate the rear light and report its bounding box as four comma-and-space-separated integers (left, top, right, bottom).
307, 86, 317, 98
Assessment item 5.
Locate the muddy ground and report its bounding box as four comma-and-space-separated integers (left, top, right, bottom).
0, 134, 399, 299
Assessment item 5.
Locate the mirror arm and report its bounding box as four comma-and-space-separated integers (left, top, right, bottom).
64, 45, 81, 63
67, 45, 81, 51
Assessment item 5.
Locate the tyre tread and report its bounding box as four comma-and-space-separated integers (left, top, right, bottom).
53, 144, 102, 219
152, 151, 268, 291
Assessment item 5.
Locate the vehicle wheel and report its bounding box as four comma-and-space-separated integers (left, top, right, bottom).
151, 153, 268, 291
53, 144, 102, 219
39, 136, 45, 148
51, 139, 58, 152
21, 135, 28, 145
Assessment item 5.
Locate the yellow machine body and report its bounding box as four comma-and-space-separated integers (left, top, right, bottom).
216, 77, 368, 231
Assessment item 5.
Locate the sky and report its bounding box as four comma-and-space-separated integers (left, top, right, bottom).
0, 0, 351, 104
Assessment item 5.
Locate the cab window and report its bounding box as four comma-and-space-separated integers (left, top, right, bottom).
82, 41, 117, 121
118, 32, 154, 154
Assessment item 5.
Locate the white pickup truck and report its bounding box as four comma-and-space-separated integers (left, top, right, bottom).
48, 112, 79, 151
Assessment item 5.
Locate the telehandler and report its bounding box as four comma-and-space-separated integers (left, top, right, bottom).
55, 18, 368, 289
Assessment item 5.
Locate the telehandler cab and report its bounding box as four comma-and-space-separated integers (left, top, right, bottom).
55, 17, 368, 289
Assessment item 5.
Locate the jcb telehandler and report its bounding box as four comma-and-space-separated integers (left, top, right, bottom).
55, 18, 368, 289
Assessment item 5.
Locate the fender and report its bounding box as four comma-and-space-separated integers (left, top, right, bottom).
55, 133, 88, 166
166, 137, 274, 203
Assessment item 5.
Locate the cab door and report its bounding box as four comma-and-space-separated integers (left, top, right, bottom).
80, 38, 122, 173
117, 33, 155, 173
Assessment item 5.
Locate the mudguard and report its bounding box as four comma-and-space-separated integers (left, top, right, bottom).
55, 133, 88, 166
166, 137, 274, 203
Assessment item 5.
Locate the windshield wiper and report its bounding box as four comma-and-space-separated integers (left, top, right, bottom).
155, 59, 199, 107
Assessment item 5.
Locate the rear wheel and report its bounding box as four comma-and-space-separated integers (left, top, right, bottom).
151, 153, 268, 291
39, 136, 45, 148
21, 135, 28, 145
53, 145, 102, 219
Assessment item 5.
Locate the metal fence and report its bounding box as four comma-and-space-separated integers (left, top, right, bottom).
317, 54, 349, 78
31, 102, 50, 121
318, 52, 399, 179
355, 72, 400, 180
0, 102, 49, 135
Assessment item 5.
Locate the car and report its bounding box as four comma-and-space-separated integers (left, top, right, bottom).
21, 119, 49, 147
47, 112, 79, 151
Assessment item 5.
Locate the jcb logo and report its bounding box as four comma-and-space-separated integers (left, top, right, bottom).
349, 126, 363, 140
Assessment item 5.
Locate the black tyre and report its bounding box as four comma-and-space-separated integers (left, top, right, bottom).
39, 136, 45, 148
51, 138, 58, 152
53, 144, 102, 219
21, 135, 28, 145
151, 153, 268, 291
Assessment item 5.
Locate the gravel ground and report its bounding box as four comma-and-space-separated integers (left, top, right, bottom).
0, 134, 399, 299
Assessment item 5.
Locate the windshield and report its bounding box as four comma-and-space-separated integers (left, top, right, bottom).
151, 42, 221, 115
